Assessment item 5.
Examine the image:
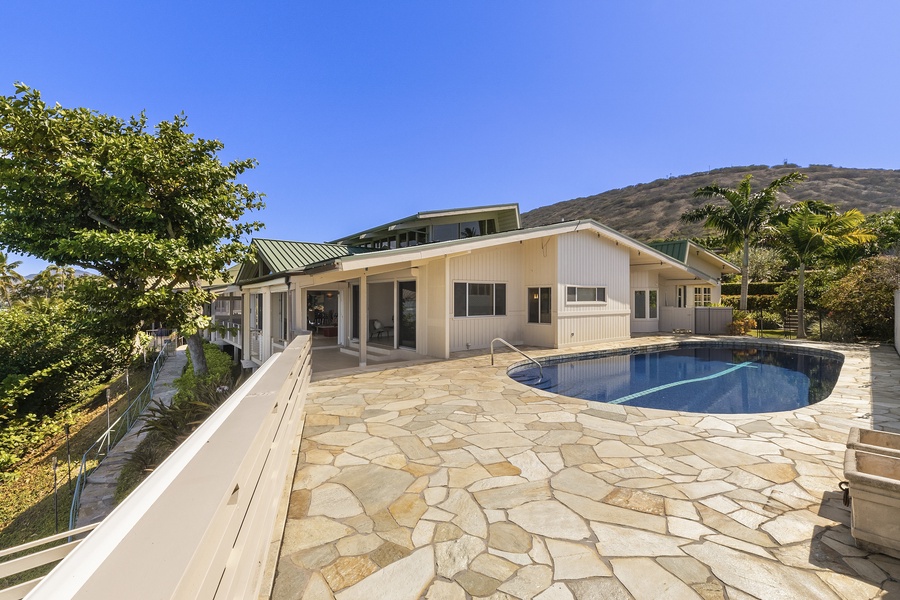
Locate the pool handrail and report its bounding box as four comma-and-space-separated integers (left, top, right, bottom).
490, 338, 543, 381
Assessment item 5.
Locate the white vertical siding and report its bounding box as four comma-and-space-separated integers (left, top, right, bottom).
556, 231, 631, 346
423, 258, 447, 358
522, 237, 558, 348
449, 244, 525, 351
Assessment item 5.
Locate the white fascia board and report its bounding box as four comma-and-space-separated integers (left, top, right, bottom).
686, 242, 740, 274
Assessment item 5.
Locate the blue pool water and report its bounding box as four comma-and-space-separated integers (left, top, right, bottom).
509, 344, 844, 414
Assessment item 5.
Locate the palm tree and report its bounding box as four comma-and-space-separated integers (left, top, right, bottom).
0, 252, 25, 308
681, 172, 806, 310
768, 202, 875, 338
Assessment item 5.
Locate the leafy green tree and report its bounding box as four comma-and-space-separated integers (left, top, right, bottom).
723, 247, 788, 283
12, 264, 76, 302
821, 256, 900, 340
768, 202, 875, 338
682, 172, 806, 310
0, 252, 24, 308
0, 84, 264, 375
0, 297, 107, 419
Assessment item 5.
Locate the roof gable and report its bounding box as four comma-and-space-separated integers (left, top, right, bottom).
236, 239, 371, 283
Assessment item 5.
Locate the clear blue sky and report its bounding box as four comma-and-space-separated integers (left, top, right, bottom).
2, 2, 899, 274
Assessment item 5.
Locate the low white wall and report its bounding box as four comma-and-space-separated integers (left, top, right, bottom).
29, 335, 312, 600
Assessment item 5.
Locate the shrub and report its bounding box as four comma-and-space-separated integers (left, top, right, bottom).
728, 310, 758, 335
821, 256, 900, 341
116, 344, 234, 502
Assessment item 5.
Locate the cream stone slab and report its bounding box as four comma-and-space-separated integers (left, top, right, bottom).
508, 450, 553, 482
435, 535, 486, 578
534, 583, 575, 600
497, 564, 553, 599
529, 535, 553, 565
545, 538, 612, 579
425, 580, 467, 600
473, 480, 552, 509
308, 483, 365, 518
555, 490, 667, 533
684, 542, 841, 600
592, 522, 689, 557
335, 546, 436, 600
470, 552, 519, 582
507, 500, 591, 540
610, 557, 702, 600
466, 432, 535, 449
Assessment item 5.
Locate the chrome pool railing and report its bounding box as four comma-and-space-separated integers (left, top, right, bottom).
490, 338, 543, 380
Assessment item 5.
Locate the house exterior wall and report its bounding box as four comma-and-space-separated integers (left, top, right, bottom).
556, 231, 631, 347
422, 258, 448, 358
448, 244, 525, 352
522, 237, 558, 348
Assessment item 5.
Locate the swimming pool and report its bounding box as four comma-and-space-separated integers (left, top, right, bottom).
508, 342, 844, 414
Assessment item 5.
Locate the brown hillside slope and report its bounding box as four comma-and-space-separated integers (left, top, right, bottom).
520, 164, 900, 242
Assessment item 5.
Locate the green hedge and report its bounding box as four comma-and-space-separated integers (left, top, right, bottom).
720, 282, 784, 296
721, 295, 778, 311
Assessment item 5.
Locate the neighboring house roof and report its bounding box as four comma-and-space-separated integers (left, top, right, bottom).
236, 239, 373, 284
329, 203, 521, 245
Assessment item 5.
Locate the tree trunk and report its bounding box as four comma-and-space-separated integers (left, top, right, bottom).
740, 237, 750, 311
796, 262, 806, 339
186, 331, 209, 377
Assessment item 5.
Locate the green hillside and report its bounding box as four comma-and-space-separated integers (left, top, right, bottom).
520, 164, 900, 241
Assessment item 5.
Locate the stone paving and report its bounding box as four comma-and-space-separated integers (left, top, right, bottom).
75, 346, 187, 527
272, 336, 900, 599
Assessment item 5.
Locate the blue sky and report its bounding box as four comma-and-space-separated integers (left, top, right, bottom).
2, 2, 899, 274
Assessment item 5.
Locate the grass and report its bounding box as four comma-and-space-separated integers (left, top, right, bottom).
0, 359, 155, 588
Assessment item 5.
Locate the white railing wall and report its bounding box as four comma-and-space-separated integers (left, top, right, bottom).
26, 334, 312, 600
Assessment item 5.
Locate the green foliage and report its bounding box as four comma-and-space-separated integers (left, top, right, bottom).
721, 282, 783, 296
821, 256, 900, 341
681, 171, 806, 310
0, 297, 112, 419
0, 84, 264, 357
0, 415, 62, 472
728, 310, 757, 335
0, 252, 24, 308
774, 271, 833, 312
721, 294, 777, 311
722, 247, 788, 284
118, 344, 234, 499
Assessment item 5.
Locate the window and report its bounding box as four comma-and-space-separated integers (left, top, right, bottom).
431, 220, 498, 242
676, 286, 687, 308
454, 282, 507, 317
528, 287, 551, 324
566, 286, 607, 303
634, 289, 658, 319
694, 286, 712, 307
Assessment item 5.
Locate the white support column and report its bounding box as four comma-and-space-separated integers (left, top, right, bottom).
261, 288, 272, 362
393, 280, 399, 350
443, 257, 451, 359
359, 273, 367, 367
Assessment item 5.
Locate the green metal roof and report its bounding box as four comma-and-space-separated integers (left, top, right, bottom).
648, 240, 688, 263
237, 239, 372, 283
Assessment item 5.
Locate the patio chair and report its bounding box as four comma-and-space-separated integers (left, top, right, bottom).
369, 319, 387, 339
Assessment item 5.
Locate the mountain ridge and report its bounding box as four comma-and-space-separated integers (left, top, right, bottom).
520, 164, 900, 242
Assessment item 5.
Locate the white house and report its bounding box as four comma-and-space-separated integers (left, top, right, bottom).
211, 204, 738, 367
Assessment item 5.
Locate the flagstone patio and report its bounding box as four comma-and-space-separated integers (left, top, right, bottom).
272, 335, 900, 599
